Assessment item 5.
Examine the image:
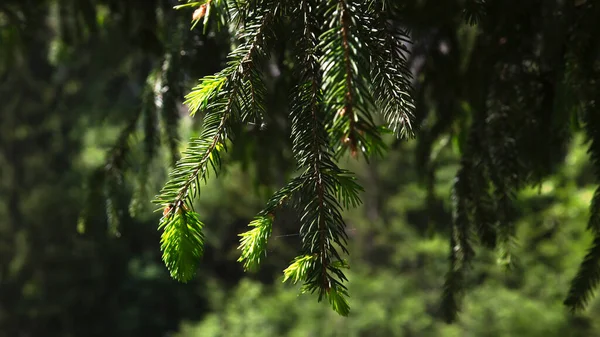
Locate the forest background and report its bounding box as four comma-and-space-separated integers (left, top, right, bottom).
2, 0, 600, 336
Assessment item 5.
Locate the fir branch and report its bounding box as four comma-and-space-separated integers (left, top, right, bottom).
483, 103, 521, 266
462, 99, 500, 248
155, 94, 230, 212
493, 181, 518, 269
238, 215, 273, 271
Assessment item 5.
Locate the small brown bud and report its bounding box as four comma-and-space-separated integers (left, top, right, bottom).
193, 4, 207, 21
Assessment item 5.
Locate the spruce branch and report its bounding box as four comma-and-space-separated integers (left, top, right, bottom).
156, 3, 274, 212
154, 3, 275, 280
277, 0, 361, 316
320, 0, 383, 159
440, 235, 464, 323
564, 106, 600, 311
238, 175, 304, 271
440, 163, 475, 323
362, 3, 415, 138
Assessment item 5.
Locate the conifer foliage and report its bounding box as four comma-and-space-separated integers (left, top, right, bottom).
70, 0, 600, 321
154, 0, 414, 315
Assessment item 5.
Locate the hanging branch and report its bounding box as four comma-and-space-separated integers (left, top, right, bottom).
564, 103, 600, 311
362, 1, 415, 138
320, 0, 384, 160
153, 2, 275, 282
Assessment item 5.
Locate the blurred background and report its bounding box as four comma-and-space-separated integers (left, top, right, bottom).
2, 0, 600, 336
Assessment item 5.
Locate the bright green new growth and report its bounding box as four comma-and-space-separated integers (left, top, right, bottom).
238, 215, 273, 271
159, 210, 206, 282
154, 0, 414, 316
283, 255, 317, 285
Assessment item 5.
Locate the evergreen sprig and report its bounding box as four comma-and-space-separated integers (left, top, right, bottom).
238, 175, 304, 271
153, 1, 275, 281
282, 0, 360, 315
159, 210, 206, 282
320, 0, 384, 159
363, 2, 415, 138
